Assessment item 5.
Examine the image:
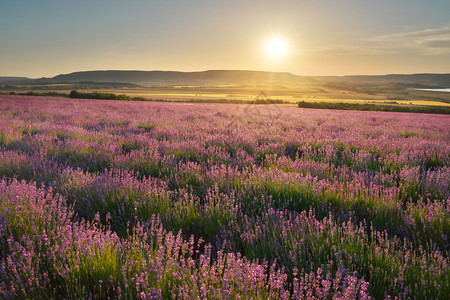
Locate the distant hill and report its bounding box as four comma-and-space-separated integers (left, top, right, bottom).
0, 77, 33, 84
314, 74, 450, 87
38, 70, 318, 85
2, 71, 449, 87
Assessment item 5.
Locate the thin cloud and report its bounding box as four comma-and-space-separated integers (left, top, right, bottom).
313, 44, 396, 56
420, 39, 450, 48
358, 26, 450, 56
307, 26, 450, 58
369, 27, 450, 41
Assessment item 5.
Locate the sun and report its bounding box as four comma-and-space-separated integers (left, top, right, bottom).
264, 37, 289, 61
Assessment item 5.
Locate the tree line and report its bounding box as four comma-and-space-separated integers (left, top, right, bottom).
298, 101, 450, 114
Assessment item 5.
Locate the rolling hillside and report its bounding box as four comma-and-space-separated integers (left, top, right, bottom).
40, 70, 318, 85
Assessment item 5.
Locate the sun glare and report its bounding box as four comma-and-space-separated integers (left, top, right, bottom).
264, 37, 289, 61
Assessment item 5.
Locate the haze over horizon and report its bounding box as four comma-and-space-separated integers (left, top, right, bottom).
1, 0, 450, 78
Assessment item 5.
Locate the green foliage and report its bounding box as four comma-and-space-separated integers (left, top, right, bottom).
11, 91, 70, 97
136, 123, 156, 132
298, 101, 450, 114
69, 90, 131, 100
67, 90, 153, 101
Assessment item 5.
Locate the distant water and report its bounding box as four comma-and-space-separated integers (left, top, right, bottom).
415, 88, 450, 92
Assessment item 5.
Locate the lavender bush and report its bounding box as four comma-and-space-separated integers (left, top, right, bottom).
0, 95, 448, 299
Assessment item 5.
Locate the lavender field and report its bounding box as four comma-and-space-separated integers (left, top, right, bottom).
0, 94, 448, 299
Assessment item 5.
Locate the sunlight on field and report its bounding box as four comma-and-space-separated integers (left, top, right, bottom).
66, 87, 446, 106
3, 83, 450, 107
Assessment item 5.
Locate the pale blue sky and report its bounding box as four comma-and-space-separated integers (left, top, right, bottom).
1, 0, 449, 77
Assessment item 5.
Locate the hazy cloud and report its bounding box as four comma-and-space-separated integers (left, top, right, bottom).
366, 26, 450, 55
315, 26, 450, 57
420, 39, 450, 48
313, 44, 396, 56
369, 27, 450, 41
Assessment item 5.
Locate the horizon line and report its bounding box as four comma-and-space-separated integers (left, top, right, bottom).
2, 69, 450, 80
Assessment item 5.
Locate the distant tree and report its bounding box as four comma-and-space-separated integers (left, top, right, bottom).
69, 90, 82, 98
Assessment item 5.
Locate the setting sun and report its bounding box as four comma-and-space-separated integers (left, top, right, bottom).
264, 36, 289, 61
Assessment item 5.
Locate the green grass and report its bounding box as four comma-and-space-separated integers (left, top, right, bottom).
136, 123, 156, 132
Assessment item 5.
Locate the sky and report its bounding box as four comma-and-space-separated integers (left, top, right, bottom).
1, 0, 450, 77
